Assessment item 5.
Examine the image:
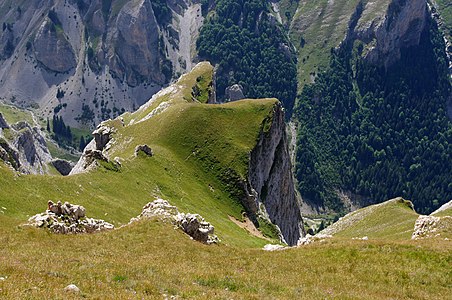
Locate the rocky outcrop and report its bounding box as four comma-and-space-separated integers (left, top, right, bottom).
26, 201, 114, 234
131, 199, 219, 244
0, 113, 9, 129
135, 144, 154, 157
70, 122, 116, 175
411, 214, 452, 240
51, 159, 73, 176
93, 123, 115, 151
0, 117, 52, 174
412, 215, 441, 239
225, 84, 245, 102
33, 19, 77, 73
347, 0, 428, 69
246, 102, 304, 246
13, 123, 52, 173
0, 138, 20, 170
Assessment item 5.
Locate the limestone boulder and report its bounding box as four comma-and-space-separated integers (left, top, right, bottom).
135, 144, 154, 157
131, 199, 219, 244
225, 84, 245, 102
175, 213, 218, 244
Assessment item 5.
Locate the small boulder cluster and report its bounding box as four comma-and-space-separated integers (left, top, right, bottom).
131, 199, 219, 244
175, 213, 217, 244
26, 201, 114, 234
412, 215, 441, 240
297, 233, 333, 246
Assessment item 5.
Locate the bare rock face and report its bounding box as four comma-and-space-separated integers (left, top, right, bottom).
93, 123, 115, 150
348, 0, 427, 69
14, 123, 52, 173
0, 113, 9, 129
0, 0, 206, 127
0, 24, 14, 60
33, 19, 77, 73
110, 0, 164, 87
0, 139, 20, 170
51, 159, 73, 176
246, 102, 305, 246
69, 139, 97, 175
0, 120, 52, 174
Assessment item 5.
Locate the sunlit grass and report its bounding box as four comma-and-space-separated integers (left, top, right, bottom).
0, 218, 450, 299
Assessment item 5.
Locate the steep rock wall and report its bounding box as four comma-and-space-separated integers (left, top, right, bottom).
0, 0, 204, 127
0, 119, 52, 174
247, 103, 304, 246
347, 0, 428, 69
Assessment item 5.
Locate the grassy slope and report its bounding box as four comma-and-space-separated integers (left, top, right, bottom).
0, 62, 277, 248
0, 63, 450, 298
433, 208, 452, 217
321, 198, 420, 240
0, 104, 34, 125
435, 0, 452, 41
0, 218, 450, 299
290, 0, 390, 88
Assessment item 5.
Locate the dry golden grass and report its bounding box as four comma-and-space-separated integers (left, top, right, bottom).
0, 216, 450, 299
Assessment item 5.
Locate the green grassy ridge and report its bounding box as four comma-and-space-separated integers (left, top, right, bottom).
431, 202, 452, 217
0, 218, 450, 299
321, 198, 420, 240
0, 63, 280, 248
433, 208, 452, 217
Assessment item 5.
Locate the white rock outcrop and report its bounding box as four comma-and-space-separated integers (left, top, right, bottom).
26, 201, 114, 234
70, 122, 116, 175
0, 119, 52, 175
297, 233, 333, 246
411, 214, 452, 240
131, 199, 219, 244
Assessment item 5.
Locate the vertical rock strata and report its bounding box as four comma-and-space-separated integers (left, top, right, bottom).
248, 103, 304, 246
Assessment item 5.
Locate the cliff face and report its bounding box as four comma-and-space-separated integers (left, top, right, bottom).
347, 0, 428, 68
247, 103, 304, 246
0, 117, 52, 175
109, 0, 163, 87
33, 19, 77, 73
0, 0, 204, 127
